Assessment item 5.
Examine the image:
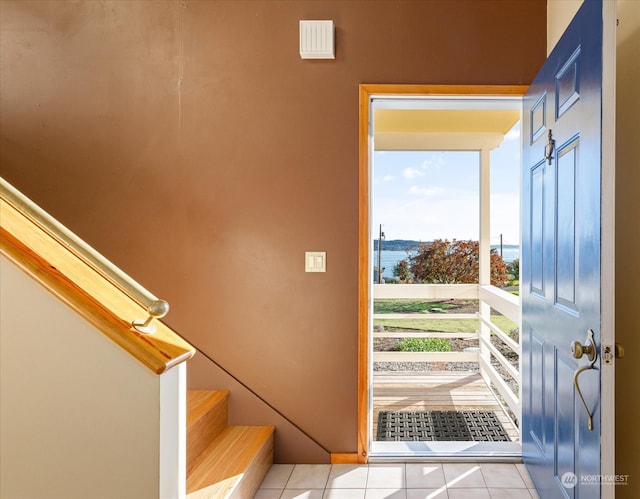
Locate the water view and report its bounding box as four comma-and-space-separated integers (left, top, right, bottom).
373, 246, 519, 279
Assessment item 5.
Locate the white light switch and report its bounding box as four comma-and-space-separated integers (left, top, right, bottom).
305, 251, 326, 272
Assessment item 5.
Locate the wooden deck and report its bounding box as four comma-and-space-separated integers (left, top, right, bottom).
373, 370, 519, 441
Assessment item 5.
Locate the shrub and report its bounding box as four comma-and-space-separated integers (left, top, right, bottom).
408, 239, 508, 286
506, 258, 520, 278
393, 337, 452, 352
393, 260, 412, 281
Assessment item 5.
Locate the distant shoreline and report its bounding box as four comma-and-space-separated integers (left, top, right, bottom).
373, 239, 520, 252
373, 241, 520, 280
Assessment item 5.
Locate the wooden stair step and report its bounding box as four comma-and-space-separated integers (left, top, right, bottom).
186, 425, 275, 498
187, 390, 230, 472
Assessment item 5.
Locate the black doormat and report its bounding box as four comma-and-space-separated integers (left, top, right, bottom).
376, 410, 511, 442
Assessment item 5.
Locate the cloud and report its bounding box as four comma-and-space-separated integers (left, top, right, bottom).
373, 149, 519, 242
421, 156, 445, 170
373, 194, 480, 241
409, 185, 444, 197
383, 175, 396, 182
504, 126, 521, 142
403, 167, 425, 179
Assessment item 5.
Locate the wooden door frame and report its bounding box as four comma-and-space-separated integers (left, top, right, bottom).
357, 84, 529, 462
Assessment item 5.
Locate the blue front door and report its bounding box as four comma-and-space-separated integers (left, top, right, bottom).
522, 1, 606, 497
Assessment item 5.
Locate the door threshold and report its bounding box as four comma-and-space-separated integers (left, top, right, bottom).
369, 441, 522, 462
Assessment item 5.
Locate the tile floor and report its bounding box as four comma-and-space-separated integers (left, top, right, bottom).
255, 462, 539, 498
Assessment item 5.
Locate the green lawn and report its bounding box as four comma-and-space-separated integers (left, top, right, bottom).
374, 315, 518, 334
373, 298, 518, 333
373, 299, 459, 314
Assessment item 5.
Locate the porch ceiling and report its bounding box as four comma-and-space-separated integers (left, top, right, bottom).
373, 109, 520, 151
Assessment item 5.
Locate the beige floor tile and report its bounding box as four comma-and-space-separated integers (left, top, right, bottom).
323, 489, 367, 498
281, 489, 324, 499
287, 464, 331, 489
443, 463, 486, 488
447, 488, 490, 499
514, 464, 535, 489
406, 488, 449, 498
488, 488, 534, 498
254, 489, 283, 499
406, 463, 446, 489
256, 461, 542, 499
327, 464, 369, 489
365, 489, 408, 499
261, 464, 295, 489
480, 463, 526, 488
367, 464, 406, 489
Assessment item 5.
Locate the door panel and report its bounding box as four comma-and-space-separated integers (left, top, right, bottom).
522, 1, 603, 498
530, 162, 545, 296
555, 137, 578, 310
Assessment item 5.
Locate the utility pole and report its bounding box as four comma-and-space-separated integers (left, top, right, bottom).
377, 224, 385, 284
500, 233, 503, 259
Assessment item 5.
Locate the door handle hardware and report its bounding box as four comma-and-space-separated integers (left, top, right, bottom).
571, 332, 596, 362
572, 329, 597, 431
601, 343, 624, 365
544, 129, 555, 165
603, 345, 613, 364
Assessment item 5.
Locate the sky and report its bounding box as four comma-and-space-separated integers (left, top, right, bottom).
372, 123, 521, 246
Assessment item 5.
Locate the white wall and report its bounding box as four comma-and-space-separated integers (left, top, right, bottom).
0, 254, 181, 499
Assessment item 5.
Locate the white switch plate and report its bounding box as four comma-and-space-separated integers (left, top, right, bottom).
305, 251, 326, 272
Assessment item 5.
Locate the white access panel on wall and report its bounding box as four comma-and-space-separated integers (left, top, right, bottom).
299, 20, 335, 59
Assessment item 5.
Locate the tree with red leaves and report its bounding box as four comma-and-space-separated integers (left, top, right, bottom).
406, 239, 508, 286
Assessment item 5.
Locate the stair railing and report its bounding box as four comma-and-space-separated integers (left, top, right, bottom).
1, 178, 168, 334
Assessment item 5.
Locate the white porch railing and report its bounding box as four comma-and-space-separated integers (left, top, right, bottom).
373, 283, 521, 424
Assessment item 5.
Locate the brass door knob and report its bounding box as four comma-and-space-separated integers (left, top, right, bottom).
571, 330, 597, 362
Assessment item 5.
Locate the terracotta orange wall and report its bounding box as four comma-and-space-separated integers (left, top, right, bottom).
0, 0, 546, 463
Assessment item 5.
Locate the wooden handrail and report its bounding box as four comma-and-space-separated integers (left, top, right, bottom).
0, 178, 195, 374
1, 179, 169, 321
